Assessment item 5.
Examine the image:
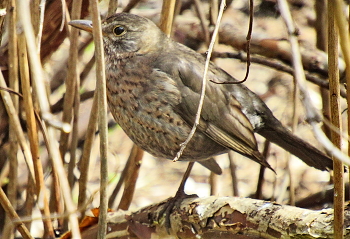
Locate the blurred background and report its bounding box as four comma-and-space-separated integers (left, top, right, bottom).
0, 0, 347, 237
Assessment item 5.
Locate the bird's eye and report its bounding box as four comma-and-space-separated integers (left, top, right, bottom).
113, 25, 126, 36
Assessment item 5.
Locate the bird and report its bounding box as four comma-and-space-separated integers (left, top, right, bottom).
69, 13, 333, 175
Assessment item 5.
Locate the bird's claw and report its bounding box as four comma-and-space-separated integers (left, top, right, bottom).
157, 192, 198, 234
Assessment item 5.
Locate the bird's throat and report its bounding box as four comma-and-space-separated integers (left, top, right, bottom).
115, 52, 137, 60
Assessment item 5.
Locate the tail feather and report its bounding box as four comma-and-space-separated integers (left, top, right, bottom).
257, 122, 333, 171
198, 158, 222, 175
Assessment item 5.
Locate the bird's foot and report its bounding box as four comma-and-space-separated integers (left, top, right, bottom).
157, 190, 198, 234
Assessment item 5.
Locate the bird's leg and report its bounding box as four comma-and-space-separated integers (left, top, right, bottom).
158, 162, 198, 233
175, 161, 195, 197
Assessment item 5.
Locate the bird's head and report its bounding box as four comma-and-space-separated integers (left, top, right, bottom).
69, 13, 167, 57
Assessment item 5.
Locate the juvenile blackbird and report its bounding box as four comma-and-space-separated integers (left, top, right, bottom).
69, 13, 333, 174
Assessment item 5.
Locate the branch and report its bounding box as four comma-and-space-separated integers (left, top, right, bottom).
72, 196, 348, 239
174, 15, 346, 81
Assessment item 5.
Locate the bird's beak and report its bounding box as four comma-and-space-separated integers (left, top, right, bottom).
68, 20, 93, 33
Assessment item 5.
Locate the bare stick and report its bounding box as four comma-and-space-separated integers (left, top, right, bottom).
331, 1, 348, 238
159, 0, 176, 37
88, 0, 109, 238
173, 0, 226, 162
0, 72, 36, 185
17, 1, 81, 237
0, 187, 34, 239
276, 0, 350, 165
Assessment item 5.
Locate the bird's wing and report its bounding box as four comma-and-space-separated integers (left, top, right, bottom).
157, 48, 269, 167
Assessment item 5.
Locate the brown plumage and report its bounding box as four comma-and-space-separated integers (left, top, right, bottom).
69, 13, 333, 174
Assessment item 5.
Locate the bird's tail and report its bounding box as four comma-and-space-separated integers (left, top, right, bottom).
198, 158, 222, 175
257, 121, 333, 171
